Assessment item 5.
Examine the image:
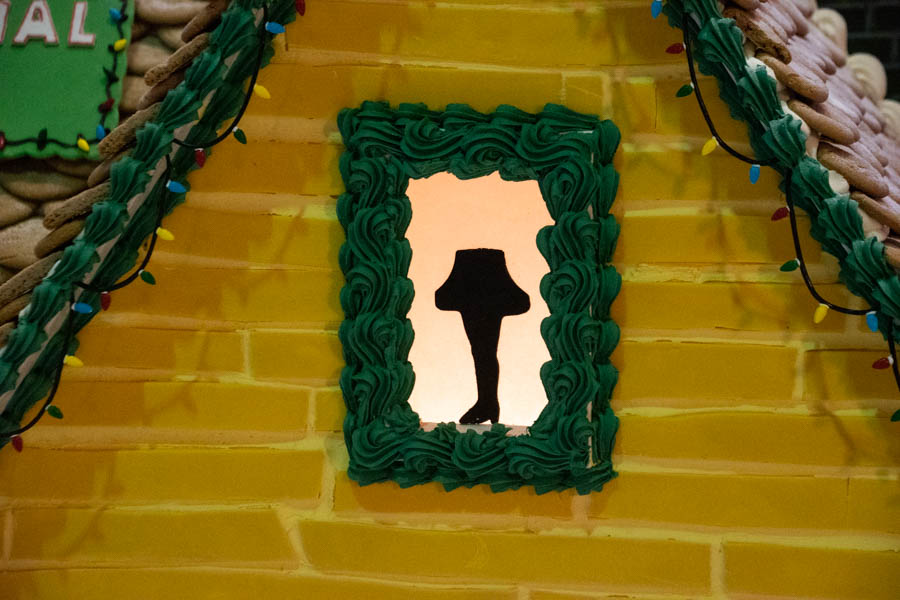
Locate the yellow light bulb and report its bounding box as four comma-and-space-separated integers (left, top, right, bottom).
76, 137, 89, 152
113, 38, 127, 52
253, 84, 271, 99
701, 137, 718, 156
155, 227, 175, 241
813, 303, 829, 324
63, 355, 84, 368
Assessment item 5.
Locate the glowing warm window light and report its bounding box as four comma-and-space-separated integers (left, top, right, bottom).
406, 172, 553, 427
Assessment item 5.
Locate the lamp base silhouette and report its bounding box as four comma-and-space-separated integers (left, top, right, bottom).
435, 249, 529, 424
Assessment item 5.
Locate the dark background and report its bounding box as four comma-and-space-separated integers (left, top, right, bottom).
818, 0, 899, 101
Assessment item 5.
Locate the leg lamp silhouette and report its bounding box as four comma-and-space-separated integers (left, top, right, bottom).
435, 249, 530, 424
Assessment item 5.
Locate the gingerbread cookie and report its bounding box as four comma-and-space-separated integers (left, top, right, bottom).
98, 104, 162, 159
788, 98, 859, 146
0, 160, 86, 202
818, 142, 889, 199
45, 158, 98, 178
883, 237, 900, 269
758, 52, 829, 103
144, 33, 209, 87
157, 25, 188, 49
0, 190, 33, 229
137, 71, 185, 110
0, 294, 31, 326
852, 191, 900, 233
0, 322, 13, 346
121, 75, 152, 113
0, 218, 44, 270
34, 220, 86, 259
136, 0, 207, 26
43, 183, 111, 230
182, 1, 229, 43
128, 37, 174, 76
0, 251, 63, 306
724, 7, 792, 63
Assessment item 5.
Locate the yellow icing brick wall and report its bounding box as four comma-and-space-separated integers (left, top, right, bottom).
2, 2, 899, 598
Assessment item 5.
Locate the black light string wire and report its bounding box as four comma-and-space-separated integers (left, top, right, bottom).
681, 21, 900, 396
2, 0, 130, 151
0, 4, 275, 444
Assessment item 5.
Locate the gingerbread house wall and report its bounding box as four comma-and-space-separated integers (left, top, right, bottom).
1, 1, 898, 597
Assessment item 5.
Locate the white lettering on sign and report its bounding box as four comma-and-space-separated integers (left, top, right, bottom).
0, 2, 10, 44
13, 0, 59, 45
67, 1, 94, 46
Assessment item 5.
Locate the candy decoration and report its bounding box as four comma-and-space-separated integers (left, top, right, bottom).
651, 0, 663, 19
76, 136, 90, 152
813, 303, 829, 324
47, 405, 63, 419
156, 227, 175, 241
296, 0, 306, 15
265, 22, 285, 34
72, 302, 93, 314
194, 148, 207, 167
866, 311, 879, 332
113, 38, 128, 52
676, 83, 694, 97
779, 259, 799, 272
96, 125, 107, 140
100, 292, 111, 311
11, 436, 23, 452
63, 355, 84, 368
253, 84, 271, 99
666, 43, 685, 54
771, 206, 789, 221
233, 127, 247, 144
140, 270, 156, 285
749, 164, 760, 184
166, 180, 187, 194
701, 137, 718, 156
110, 8, 124, 22
873, 356, 893, 370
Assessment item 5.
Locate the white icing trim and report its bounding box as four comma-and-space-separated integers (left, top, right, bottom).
847, 53, 888, 103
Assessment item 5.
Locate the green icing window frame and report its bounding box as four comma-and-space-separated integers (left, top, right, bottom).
337, 101, 622, 495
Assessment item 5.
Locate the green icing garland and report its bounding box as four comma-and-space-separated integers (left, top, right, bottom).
663, 0, 900, 342
0, 0, 297, 441
338, 101, 622, 495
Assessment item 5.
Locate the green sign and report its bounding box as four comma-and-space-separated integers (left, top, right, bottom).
0, 0, 133, 159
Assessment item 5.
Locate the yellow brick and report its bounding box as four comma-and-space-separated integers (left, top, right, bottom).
656, 78, 748, 144
44, 381, 308, 430
297, 521, 710, 593
613, 341, 796, 404
0, 448, 323, 503
847, 477, 900, 533
189, 141, 342, 195
10, 508, 296, 565
333, 472, 574, 518
0, 570, 518, 600
724, 542, 900, 598
618, 414, 897, 467
313, 387, 346, 431
110, 267, 341, 324
590, 471, 846, 529
250, 331, 343, 381
617, 149, 782, 203
255, 63, 563, 119
74, 326, 244, 374
286, 2, 682, 68
804, 350, 899, 403
616, 214, 817, 265
160, 205, 342, 270
563, 75, 658, 138
613, 281, 852, 332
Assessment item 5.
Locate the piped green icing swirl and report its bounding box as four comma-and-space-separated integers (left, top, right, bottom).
338, 101, 621, 494
0, 0, 296, 439
664, 0, 900, 344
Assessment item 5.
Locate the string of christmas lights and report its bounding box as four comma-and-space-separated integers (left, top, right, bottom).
0, 1, 130, 155
670, 11, 900, 408
0, 2, 292, 450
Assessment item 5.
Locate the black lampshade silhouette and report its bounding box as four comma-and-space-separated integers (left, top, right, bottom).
435, 249, 530, 424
